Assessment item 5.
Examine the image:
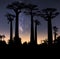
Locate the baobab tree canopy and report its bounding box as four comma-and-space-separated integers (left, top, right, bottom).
34, 20, 40, 25
25, 4, 38, 10
38, 8, 59, 21
7, 1, 26, 13
53, 26, 58, 32
5, 13, 15, 22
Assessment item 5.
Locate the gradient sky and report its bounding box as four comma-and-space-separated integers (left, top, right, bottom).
0, 0, 60, 44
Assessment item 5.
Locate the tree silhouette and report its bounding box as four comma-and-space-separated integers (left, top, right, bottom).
53, 26, 58, 40
7, 1, 26, 44
24, 4, 38, 44
38, 8, 59, 45
34, 19, 40, 44
5, 13, 15, 43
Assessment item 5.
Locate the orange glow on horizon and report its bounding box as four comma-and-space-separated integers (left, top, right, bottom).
3, 33, 47, 44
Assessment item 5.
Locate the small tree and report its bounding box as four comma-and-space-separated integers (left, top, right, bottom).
53, 26, 58, 40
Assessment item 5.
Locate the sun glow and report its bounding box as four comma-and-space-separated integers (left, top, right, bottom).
3, 32, 47, 44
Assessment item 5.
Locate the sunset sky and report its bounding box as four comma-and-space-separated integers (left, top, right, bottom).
0, 0, 60, 44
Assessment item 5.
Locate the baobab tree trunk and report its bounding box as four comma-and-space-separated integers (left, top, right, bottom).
15, 12, 19, 39
48, 18, 53, 45
30, 12, 34, 44
14, 12, 22, 46
10, 21, 13, 40
35, 23, 37, 44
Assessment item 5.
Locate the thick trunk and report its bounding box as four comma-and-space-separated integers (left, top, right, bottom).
35, 24, 37, 44
15, 12, 19, 39
14, 12, 21, 46
48, 18, 53, 45
10, 21, 13, 40
30, 12, 34, 44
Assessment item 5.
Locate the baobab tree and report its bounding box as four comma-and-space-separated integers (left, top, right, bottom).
7, 1, 26, 43
34, 19, 40, 44
6, 13, 15, 41
38, 8, 59, 45
53, 26, 58, 40
24, 4, 38, 44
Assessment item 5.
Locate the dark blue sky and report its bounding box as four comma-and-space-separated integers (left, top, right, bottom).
0, 0, 60, 44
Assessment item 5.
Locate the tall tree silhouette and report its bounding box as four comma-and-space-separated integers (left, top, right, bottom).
24, 4, 38, 44
7, 1, 26, 44
38, 8, 59, 45
34, 19, 40, 44
53, 26, 58, 40
6, 13, 15, 42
